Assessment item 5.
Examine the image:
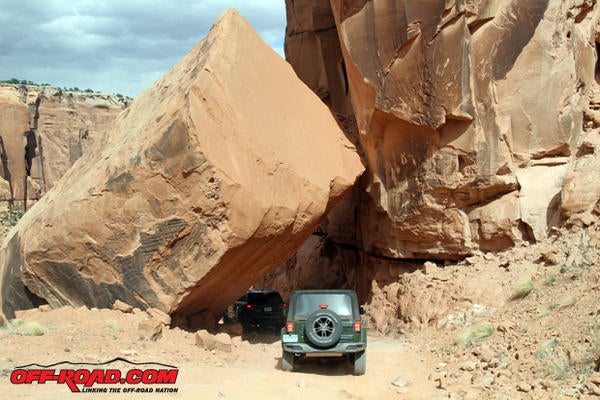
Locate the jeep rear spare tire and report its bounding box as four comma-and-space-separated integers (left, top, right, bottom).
305, 309, 342, 348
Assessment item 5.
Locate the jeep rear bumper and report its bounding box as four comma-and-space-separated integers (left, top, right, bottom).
282, 342, 366, 355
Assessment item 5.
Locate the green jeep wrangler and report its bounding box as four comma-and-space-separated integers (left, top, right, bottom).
281, 289, 367, 375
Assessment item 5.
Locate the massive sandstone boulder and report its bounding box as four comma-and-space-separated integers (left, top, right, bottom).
0, 85, 127, 207
0, 9, 363, 324
285, 0, 600, 259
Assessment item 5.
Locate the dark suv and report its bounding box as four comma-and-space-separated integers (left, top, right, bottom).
236, 289, 286, 331
281, 290, 367, 375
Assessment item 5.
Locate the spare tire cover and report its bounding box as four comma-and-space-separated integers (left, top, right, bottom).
305, 309, 342, 348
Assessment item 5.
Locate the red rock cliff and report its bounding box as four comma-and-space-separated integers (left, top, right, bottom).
0, 85, 128, 209
285, 0, 600, 259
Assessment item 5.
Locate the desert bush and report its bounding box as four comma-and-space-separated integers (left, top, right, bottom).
455, 321, 495, 348
558, 295, 577, 309
544, 275, 556, 286
106, 319, 119, 332
537, 338, 559, 359
548, 360, 571, 380
2, 319, 46, 336
510, 277, 534, 300
537, 308, 551, 318
536, 338, 573, 379
1, 78, 49, 86
1, 205, 24, 226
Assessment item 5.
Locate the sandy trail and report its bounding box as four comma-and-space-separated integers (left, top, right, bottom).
0, 307, 440, 400
177, 334, 440, 400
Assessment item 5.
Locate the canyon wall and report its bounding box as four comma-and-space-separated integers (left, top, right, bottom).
0, 85, 128, 210
285, 0, 600, 261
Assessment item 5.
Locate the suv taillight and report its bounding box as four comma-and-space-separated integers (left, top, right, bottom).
286, 322, 295, 333
353, 321, 362, 332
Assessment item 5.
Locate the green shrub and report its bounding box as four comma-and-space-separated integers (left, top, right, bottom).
544, 275, 556, 286
2, 205, 24, 226
536, 338, 572, 379
455, 321, 495, 348
548, 360, 571, 380
106, 320, 119, 331
510, 277, 534, 300
2, 319, 46, 336
558, 295, 577, 309
537, 338, 559, 359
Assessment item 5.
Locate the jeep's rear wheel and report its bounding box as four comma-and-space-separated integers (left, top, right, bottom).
353, 350, 366, 375
281, 351, 294, 372
305, 309, 342, 348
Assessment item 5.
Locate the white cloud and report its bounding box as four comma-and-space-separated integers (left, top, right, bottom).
0, 0, 286, 97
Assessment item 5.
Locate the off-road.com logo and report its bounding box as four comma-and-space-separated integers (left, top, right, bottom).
10, 358, 178, 393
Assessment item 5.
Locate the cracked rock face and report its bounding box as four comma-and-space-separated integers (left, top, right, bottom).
0, 86, 126, 205
0, 9, 363, 324
286, 0, 600, 259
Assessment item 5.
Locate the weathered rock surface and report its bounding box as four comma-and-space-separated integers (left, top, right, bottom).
0, 9, 363, 324
138, 317, 163, 341
0, 85, 128, 207
112, 299, 134, 313
195, 330, 233, 353
285, 0, 600, 259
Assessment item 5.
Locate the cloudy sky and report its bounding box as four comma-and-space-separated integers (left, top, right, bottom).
0, 0, 286, 97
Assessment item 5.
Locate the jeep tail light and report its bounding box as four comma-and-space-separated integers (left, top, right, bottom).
246, 304, 256, 309
279, 303, 287, 309
319, 304, 328, 309
353, 321, 362, 333
286, 322, 295, 333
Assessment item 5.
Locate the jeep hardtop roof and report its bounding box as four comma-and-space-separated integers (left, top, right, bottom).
288, 290, 360, 319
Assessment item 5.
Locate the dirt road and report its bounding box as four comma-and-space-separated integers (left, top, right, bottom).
0, 307, 441, 400
175, 334, 440, 400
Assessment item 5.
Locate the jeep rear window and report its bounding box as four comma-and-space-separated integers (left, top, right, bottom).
293, 293, 353, 319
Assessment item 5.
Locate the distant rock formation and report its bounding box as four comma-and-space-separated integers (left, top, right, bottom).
285, 0, 600, 259
0, 9, 363, 325
0, 85, 128, 209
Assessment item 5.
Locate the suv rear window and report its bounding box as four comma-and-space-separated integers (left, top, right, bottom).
293, 293, 353, 319
247, 292, 283, 306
